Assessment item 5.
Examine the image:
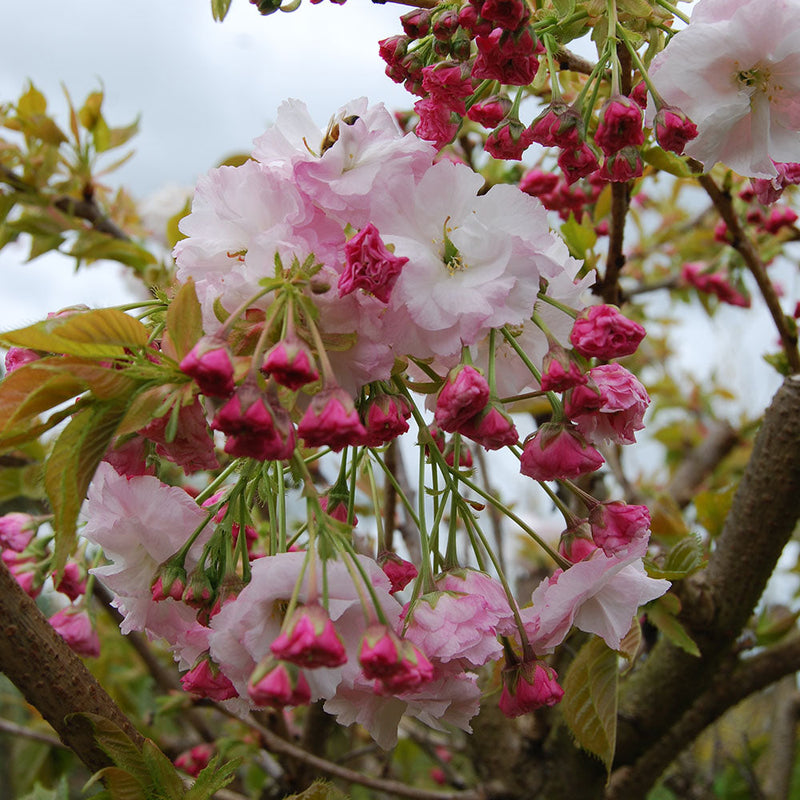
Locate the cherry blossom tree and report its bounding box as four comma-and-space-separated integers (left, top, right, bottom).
1, 1, 800, 798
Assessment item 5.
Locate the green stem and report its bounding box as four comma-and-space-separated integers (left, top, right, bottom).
655, 0, 690, 24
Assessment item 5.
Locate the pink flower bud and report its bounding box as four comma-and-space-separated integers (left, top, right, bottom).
530, 102, 583, 148
589, 501, 651, 556
520, 423, 604, 481
444, 438, 474, 469
151, 565, 187, 603
595, 96, 644, 156
181, 657, 238, 701
654, 105, 698, 156
378, 35, 410, 68
261, 338, 319, 390
499, 661, 564, 717
472, 27, 539, 86
764, 206, 799, 234
558, 143, 600, 185
271, 605, 347, 668
297, 386, 367, 451
320, 495, 357, 526
0, 512, 35, 552
179, 336, 235, 397
378, 551, 418, 593
414, 98, 461, 149
599, 146, 644, 183
485, 119, 535, 161
48, 608, 100, 658
433, 8, 460, 39
457, 402, 519, 450
558, 521, 598, 563
54, 562, 87, 601
4, 347, 40, 374
3, 550, 40, 597
630, 81, 648, 109
520, 168, 560, 198
421, 62, 474, 115
248, 660, 311, 708
434, 365, 490, 433
569, 305, 646, 359
401, 7, 432, 38
362, 394, 411, 447
175, 744, 214, 777
467, 95, 513, 128
540, 342, 587, 392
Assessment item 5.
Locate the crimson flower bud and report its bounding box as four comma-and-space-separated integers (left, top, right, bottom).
179, 336, 235, 397
434, 365, 490, 433
499, 661, 564, 717
181, 656, 238, 701
519, 423, 604, 481
271, 605, 347, 668
569, 305, 646, 359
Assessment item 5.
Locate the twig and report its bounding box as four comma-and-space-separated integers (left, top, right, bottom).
0, 164, 130, 241
0, 717, 69, 750
238, 712, 485, 800
383, 440, 399, 552
600, 182, 630, 304
696, 170, 800, 374
555, 46, 597, 77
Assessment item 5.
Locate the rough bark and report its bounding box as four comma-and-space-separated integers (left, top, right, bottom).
0, 558, 144, 773
614, 376, 800, 778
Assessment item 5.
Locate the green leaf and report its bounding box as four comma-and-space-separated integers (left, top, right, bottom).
552, 0, 576, 15
560, 213, 597, 261
185, 755, 243, 800
562, 637, 618, 774
78, 91, 104, 131
646, 594, 701, 657
107, 116, 140, 150
86, 768, 147, 800
642, 146, 693, 178
46, 403, 125, 570
646, 534, 705, 580
142, 739, 185, 800
0, 308, 150, 358
76, 714, 149, 784
211, 0, 233, 21
17, 777, 69, 800
166, 279, 203, 360
694, 485, 736, 538
18, 82, 47, 116
69, 233, 157, 271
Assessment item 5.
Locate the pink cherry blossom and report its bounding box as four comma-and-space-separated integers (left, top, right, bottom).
565, 363, 650, 445
649, 0, 800, 178
378, 551, 418, 593
521, 540, 670, 652
82, 463, 214, 652
434, 365, 491, 433
589, 501, 651, 557
569, 305, 646, 359
338, 223, 408, 303
457, 402, 519, 450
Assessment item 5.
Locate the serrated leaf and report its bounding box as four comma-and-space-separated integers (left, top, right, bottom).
694, 485, 736, 538
46, 403, 125, 570
0, 308, 150, 358
142, 739, 185, 800
76, 714, 149, 784
92, 115, 112, 152
562, 637, 618, 774
642, 146, 692, 178
185, 755, 243, 800
617, 618, 642, 667
211, 0, 233, 21
646, 594, 701, 656
28, 233, 65, 260
116, 385, 175, 437
552, 0, 576, 15
20, 115, 68, 145
47, 357, 138, 400
166, 279, 203, 360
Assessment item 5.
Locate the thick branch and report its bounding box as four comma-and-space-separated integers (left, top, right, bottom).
697, 171, 800, 374
0, 559, 144, 772
607, 636, 800, 799
616, 376, 800, 765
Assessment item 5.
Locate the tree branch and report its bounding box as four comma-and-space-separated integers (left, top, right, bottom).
697, 171, 800, 374
607, 636, 800, 799
0, 559, 144, 773
616, 376, 800, 767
